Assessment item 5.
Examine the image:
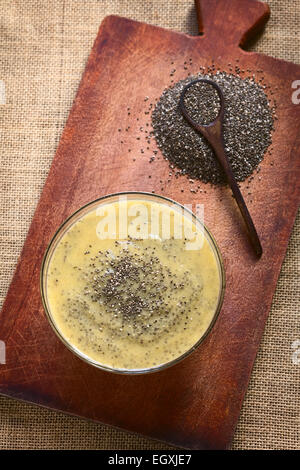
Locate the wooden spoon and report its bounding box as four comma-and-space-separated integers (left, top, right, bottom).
180, 78, 263, 258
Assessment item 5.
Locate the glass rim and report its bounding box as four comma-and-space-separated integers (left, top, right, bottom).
40, 191, 226, 375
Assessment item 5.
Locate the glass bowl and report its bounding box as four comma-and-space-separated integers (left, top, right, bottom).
40, 192, 225, 374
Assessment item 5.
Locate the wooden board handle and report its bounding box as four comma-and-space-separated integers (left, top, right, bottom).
195, 0, 270, 47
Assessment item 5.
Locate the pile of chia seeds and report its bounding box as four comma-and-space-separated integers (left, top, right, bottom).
152, 71, 275, 184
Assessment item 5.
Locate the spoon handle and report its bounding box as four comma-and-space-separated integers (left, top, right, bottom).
213, 140, 263, 257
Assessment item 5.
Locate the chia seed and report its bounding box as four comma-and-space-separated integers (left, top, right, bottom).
183, 80, 221, 125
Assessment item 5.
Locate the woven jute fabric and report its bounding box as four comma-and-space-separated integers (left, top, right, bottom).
0, 0, 299, 450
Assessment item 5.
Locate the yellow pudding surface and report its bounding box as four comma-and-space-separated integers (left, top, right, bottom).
44, 196, 223, 371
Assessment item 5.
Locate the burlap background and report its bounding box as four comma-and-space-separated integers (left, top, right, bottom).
0, 0, 299, 450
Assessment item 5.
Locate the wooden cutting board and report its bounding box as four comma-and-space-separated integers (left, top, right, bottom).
0, 0, 299, 450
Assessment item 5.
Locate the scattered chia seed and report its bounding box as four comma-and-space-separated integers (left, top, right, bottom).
152, 71, 275, 184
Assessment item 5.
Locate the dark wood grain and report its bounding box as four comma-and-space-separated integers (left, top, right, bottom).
0, 0, 300, 449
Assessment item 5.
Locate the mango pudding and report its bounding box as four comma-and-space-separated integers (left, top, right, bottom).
41, 193, 225, 373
